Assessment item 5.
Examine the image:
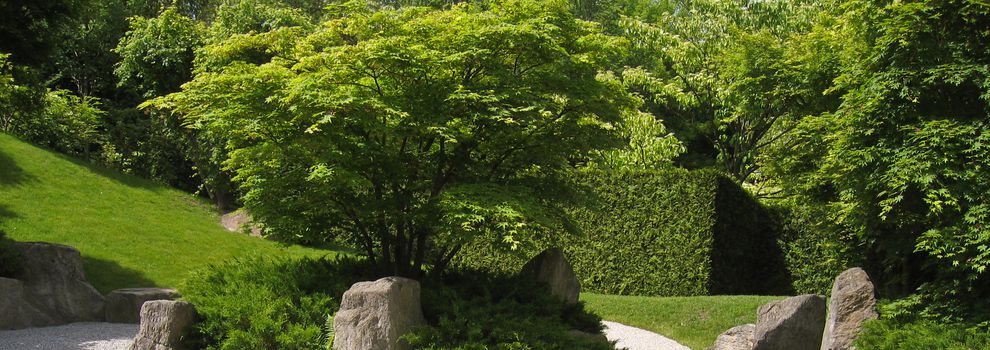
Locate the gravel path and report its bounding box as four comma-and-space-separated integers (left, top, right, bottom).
0, 323, 137, 350
0, 320, 684, 350
603, 321, 691, 350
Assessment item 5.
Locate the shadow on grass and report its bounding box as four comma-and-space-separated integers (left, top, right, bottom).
82, 256, 159, 295
0, 148, 35, 186
5, 133, 175, 193
0, 204, 16, 221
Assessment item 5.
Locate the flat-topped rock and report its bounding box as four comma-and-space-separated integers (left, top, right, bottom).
106, 288, 181, 324
13, 242, 105, 325
333, 277, 425, 350
0, 277, 54, 330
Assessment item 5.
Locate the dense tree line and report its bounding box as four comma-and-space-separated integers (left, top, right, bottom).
1, 0, 988, 322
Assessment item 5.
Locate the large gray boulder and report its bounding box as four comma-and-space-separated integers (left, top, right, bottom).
13, 242, 105, 324
821, 268, 878, 350
130, 300, 197, 350
106, 288, 181, 324
707, 324, 755, 350
521, 248, 581, 304
332, 277, 426, 350
753, 294, 826, 350
0, 277, 54, 329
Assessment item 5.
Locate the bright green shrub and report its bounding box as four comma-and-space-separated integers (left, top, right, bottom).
181, 256, 374, 350
0, 229, 21, 278
407, 270, 614, 350
455, 168, 792, 296
855, 319, 990, 350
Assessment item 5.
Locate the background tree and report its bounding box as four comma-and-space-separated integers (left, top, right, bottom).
824, 0, 990, 304
615, 0, 820, 191
0, 0, 80, 68
760, 0, 990, 319
155, 0, 641, 276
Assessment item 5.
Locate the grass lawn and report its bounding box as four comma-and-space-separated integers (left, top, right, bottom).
582, 293, 786, 350
0, 133, 339, 293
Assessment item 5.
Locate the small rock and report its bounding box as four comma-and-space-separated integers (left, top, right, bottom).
130, 300, 197, 350
14, 242, 105, 324
706, 324, 755, 350
332, 277, 425, 350
753, 294, 826, 350
106, 288, 181, 324
821, 268, 878, 350
521, 248, 581, 304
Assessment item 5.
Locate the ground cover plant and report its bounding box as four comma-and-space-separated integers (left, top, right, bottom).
855, 319, 990, 350
181, 256, 374, 350
410, 271, 613, 350
182, 255, 614, 350
581, 293, 784, 350
0, 133, 335, 293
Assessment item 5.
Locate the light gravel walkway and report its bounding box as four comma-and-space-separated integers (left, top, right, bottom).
603, 320, 691, 350
0, 322, 137, 350
1, 320, 683, 350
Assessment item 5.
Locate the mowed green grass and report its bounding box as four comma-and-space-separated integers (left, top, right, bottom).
582, 293, 786, 350
0, 133, 337, 293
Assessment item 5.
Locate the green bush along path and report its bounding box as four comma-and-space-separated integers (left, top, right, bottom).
582, 293, 785, 350
0, 133, 335, 293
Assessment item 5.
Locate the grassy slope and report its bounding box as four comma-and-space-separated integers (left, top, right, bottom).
582, 293, 785, 350
0, 133, 335, 293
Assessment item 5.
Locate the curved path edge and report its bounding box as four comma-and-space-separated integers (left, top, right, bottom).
602, 320, 692, 350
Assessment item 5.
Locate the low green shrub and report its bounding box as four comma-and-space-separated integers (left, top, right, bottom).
182, 256, 611, 350
456, 168, 791, 296
180, 255, 374, 350
0, 229, 21, 278
408, 269, 614, 350
855, 319, 990, 350
855, 290, 990, 350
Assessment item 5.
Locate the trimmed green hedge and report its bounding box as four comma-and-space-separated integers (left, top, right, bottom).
455, 168, 792, 296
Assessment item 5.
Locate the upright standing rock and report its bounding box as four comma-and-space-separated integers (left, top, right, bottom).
521, 248, 580, 304
106, 288, 181, 324
13, 242, 105, 323
753, 294, 826, 350
821, 268, 878, 350
332, 277, 426, 350
706, 324, 756, 350
130, 300, 197, 350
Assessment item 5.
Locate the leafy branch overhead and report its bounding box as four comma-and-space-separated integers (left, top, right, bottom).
153, 0, 645, 276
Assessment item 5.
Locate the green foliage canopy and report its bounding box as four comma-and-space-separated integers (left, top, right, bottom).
156, 0, 641, 276
826, 0, 990, 297
115, 8, 205, 99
